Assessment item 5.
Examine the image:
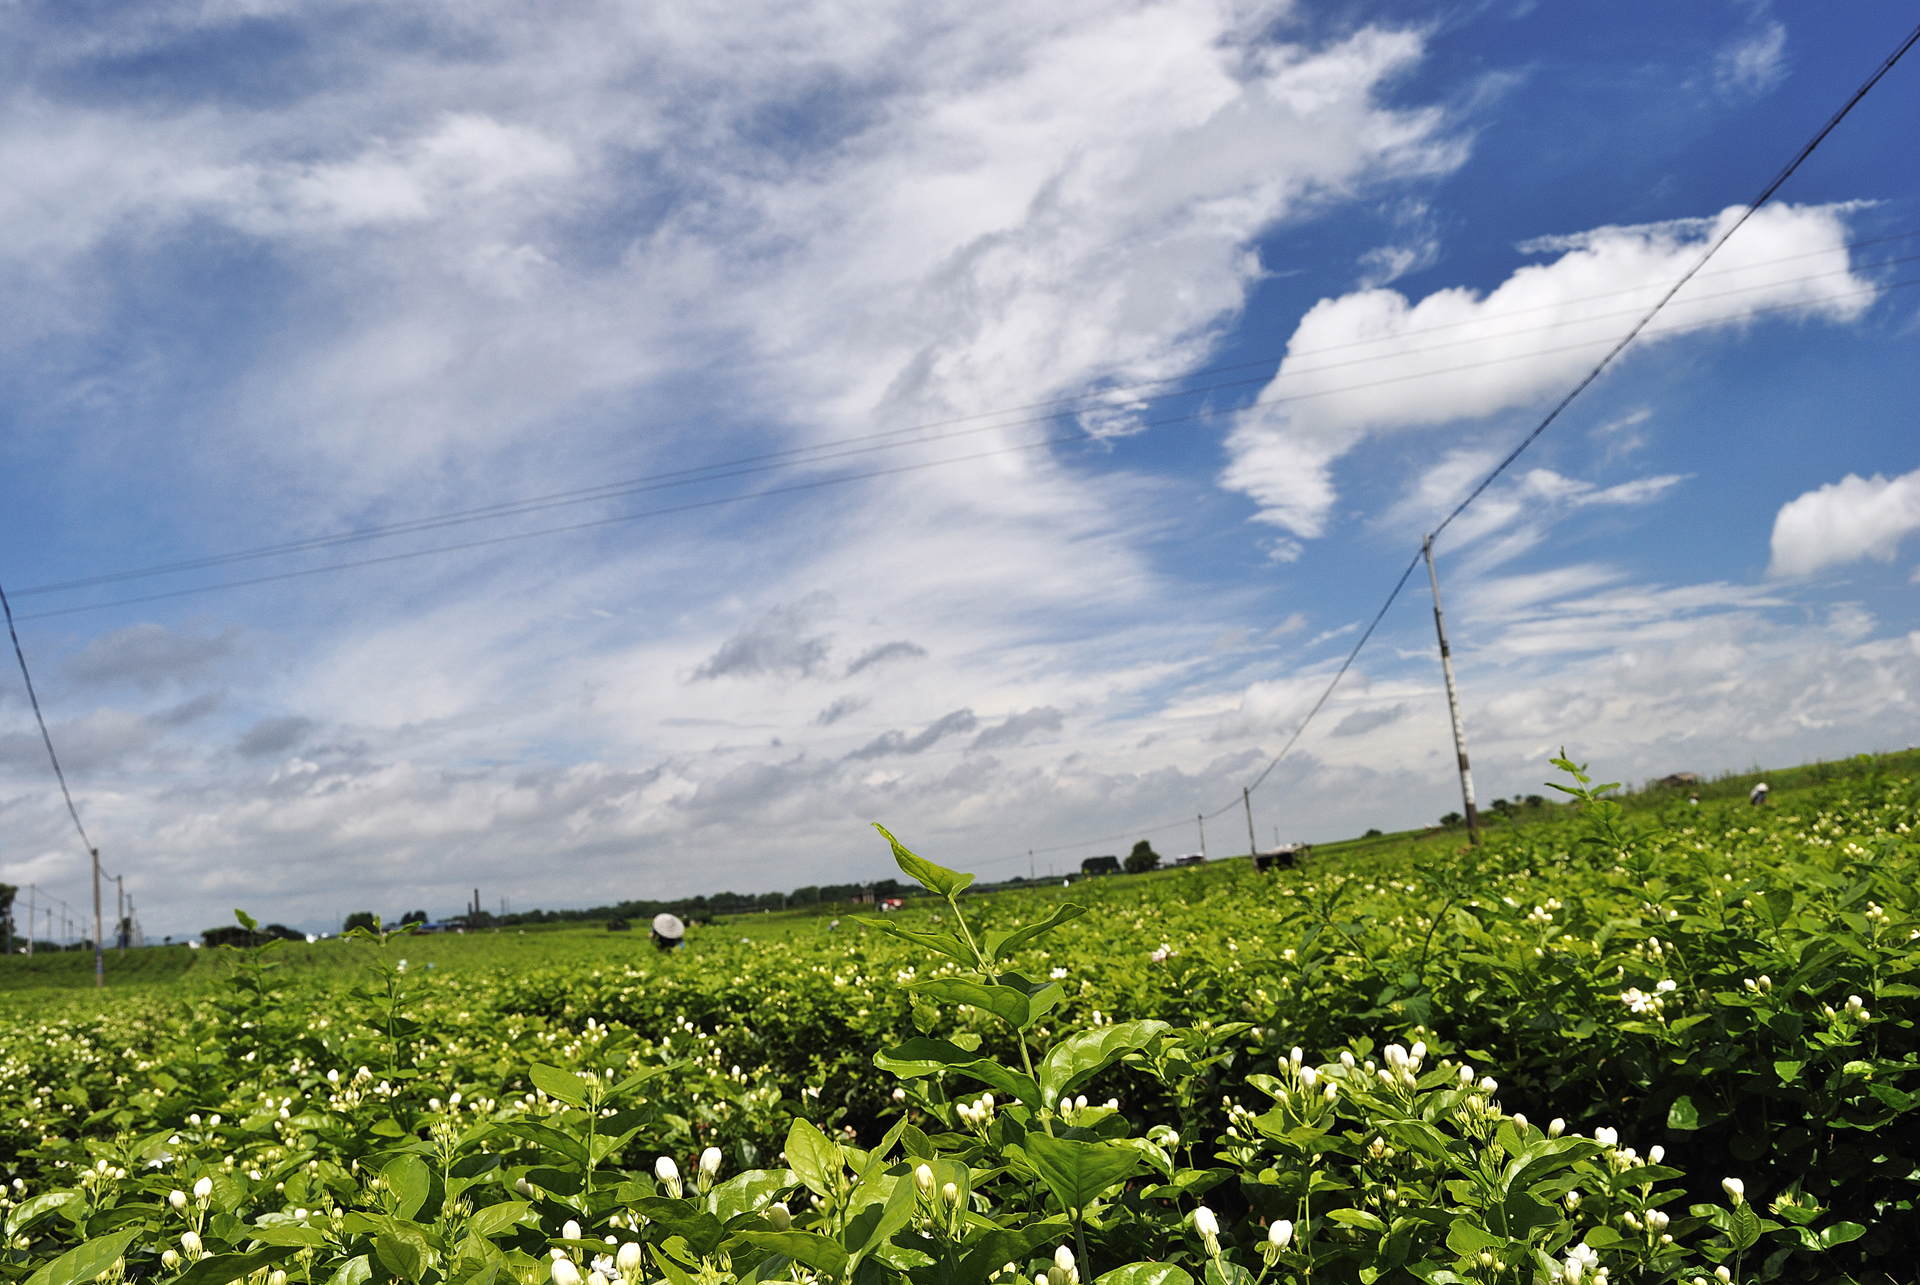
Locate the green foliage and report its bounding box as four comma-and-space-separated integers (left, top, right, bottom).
1124, 844, 1160, 876
3, 754, 1919, 1285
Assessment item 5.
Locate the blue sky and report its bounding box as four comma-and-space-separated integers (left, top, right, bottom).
1, 1, 1916, 941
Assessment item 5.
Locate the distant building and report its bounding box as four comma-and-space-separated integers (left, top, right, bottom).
1175, 853, 1206, 867
1081, 855, 1122, 876
1254, 844, 1310, 873
1655, 772, 1700, 789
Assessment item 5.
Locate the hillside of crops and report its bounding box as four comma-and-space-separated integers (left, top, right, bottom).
3, 750, 1918, 1285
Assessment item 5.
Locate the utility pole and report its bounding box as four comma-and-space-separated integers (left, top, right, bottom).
26, 884, 34, 957
92, 847, 104, 987
1243, 787, 1259, 859
1424, 535, 1480, 845
1196, 815, 1206, 861
1028, 850, 1034, 883
116, 875, 125, 953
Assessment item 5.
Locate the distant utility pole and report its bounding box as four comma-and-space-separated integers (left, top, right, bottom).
1028, 850, 1034, 882
26, 885, 34, 957
1243, 787, 1259, 858
116, 875, 125, 953
91, 848, 104, 987
1424, 535, 1481, 845
1196, 815, 1206, 860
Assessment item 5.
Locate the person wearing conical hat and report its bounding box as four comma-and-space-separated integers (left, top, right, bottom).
651, 913, 685, 951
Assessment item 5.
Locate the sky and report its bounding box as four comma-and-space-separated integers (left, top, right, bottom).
1, 1, 1917, 943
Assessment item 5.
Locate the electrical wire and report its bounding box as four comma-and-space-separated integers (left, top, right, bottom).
20, 275, 1914, 622
15, 240, 1914, 603
980, 18, 1920, 866
0, 581, 97, 857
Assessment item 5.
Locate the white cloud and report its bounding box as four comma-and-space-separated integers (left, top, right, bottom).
1769, 468, 1920, 577
1715, 21, 1788, 99
1222, 202, 1873, 536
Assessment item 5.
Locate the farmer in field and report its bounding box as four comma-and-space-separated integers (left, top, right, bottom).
651, 913, 685, 951
1749, 781, 1770, 806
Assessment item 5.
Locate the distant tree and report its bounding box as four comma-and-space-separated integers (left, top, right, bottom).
1440, 812, 1463, 827
343, 911, 376, 933
1363, 828, 1383, 838
1524, 794, 1545, 807
400, 909, 428, 925
1124, 841, 1161, 875
201, 924, 254, 948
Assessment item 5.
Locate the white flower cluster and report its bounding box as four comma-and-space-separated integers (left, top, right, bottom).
1525, 899, 1563, 927
1376, 1041, 1426, 1090
1822, 994, 1871, 1024
957, 1093, 996, 1128
1619, 979, 1678, 1017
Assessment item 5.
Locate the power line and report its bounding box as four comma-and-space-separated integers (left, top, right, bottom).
987, 17, 1920, 866
0, 581, 97, 856
19, 275, 1913, 623
1431, 19, 1920, 542
14, 240, 1912, 606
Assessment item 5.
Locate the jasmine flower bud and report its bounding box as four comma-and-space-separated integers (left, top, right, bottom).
1722, 1177, 1744, 1205
765, 1202, 791, 1232
1193, 1206, 1220, 1257
915, 1164, 934, 1197
563, 1220, 582, 1242
697, 1147, 722, 1192
654, 1157, 681, 1199
1548, 1118, 1565, 1138
168, 1190, 187, 1211
1269, 1219, 1292, 1249
193, 1177, 213, 1200
552, 1261, 582, 1285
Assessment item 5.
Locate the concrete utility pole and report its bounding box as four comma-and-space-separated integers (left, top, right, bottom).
1424, 535, 1481, 845
1243, 787, 1259, 858
26, 884, 34, 957
1197, 814, 1206, 860
116, 875, 125, 953
92, 847, 104, 987
1028, 850, 1034, 882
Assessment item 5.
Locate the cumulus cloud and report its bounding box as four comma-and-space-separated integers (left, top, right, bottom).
238, 716, 316, 758
814, 695, 868, 726
692, 595, 836, 681
1333, 703, 1407, 737
1223, 203, 1873, 537
847, 709, 978, 760
970, 706, 1064, 750
1769, 469, 1920, 577
1715, 21, 1788, 99
845, 641, 927, 676
62, 624, 242, 690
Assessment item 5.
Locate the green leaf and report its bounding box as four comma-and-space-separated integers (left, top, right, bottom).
1327, 1208, 1387, 1233
709, 1170, 795, 1225
1731, 1203, 1763, 1252
529, 1064, 591, 1108
845, 1174, 914, 1266
907, 978, 1031, 1029
322, 1256, 371, 1285
383, 1154, 432, 1222
1444, 1220, 1503, 1257
5, 1190, 80, 1238
234, 909, 259, 932
467, 1201, 532, 1238
1762, 888, 1794, 927
23, 1227, 141, 1285
784, 1118, 843, 1199
851, 919, 977, 970
983, 903, 1090, 962
1580, 1228, 1626, 1249
244, 1221, 326, 1248
873, 1038, 1041, 1106
375, 1230, 429, 1283
732, 1231, 848, 1279
1037, 1020, 1170, 1105
1666, 1096, 1700, 1130
872, 824, 974, 897
1818, 1221, 1866, 1249
629, 1199, 726, 1258
1094, 1265, 1194, 1285
1021, 1133, 1143, 1213
177, 1249, 302, 1285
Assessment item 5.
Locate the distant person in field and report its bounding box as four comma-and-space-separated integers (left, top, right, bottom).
651, 913, 685, 951
1749, 782, 1770, 806
1689, 792, 1700, 806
